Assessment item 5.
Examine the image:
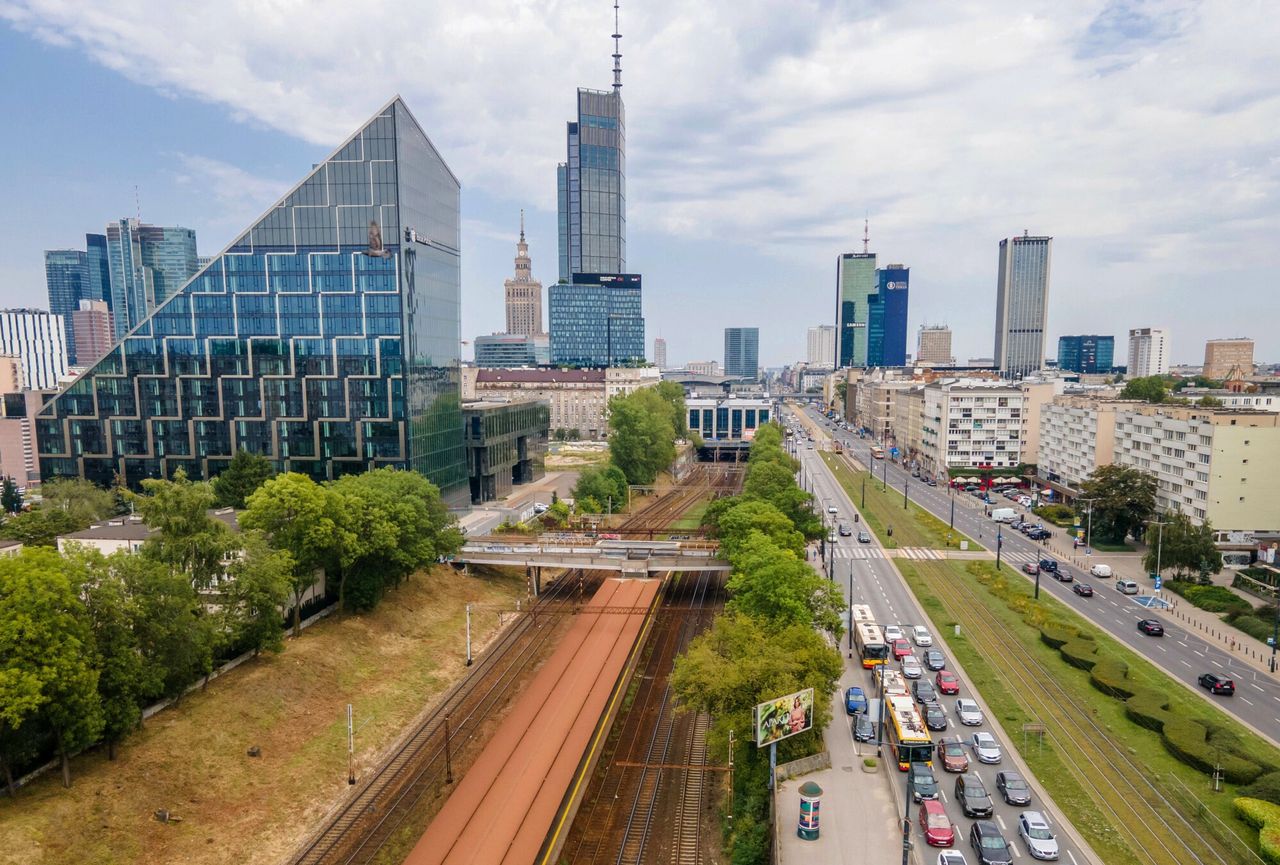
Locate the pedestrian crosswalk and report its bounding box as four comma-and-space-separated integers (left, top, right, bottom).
830, 547, 885, 560
895, 547, 946, 560
828, 546, 950, 561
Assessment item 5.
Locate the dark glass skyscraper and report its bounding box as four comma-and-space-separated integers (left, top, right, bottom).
44, 249, 89, 364
557, 87, 625, 280
1057, 335, 1114, 374
867, 265, 909, 367
37, 97, 468, 504
105, 219, 200, 340
723, 327, 759, 379
548, 273, 644, 366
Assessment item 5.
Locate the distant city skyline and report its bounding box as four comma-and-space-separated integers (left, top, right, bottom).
1, 4, 1277, 368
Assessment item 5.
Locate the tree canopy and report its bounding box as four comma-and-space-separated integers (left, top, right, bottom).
572, 464, 629, 513
716, 500, 806, 560
212, 450, 276, 509
1144, 512, 1222, 580
1119, 376, 1170, 404
1077, 464, 1157, 544
724, 533, 844, 635
607, 388, 679, 484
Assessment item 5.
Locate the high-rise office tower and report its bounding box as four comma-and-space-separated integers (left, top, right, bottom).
44, 249, 89, 364
993, 232, 1052, 379
653, 336, 667, 369
1056, 335, 1114, 374
806, 325, 835, 367
548, 274, 644, 366
868, 265, 909, 367
724, 328, 759, 379
0, 310, 67, 389
835, 224, 877, 367
37, 97, 469, 502
1203, 338, 1254, 380
1127, 327, 1170, 377
557, 6, 626, 280
71, 300, 114, 367
504, 211, 543, 336
917, 325, 953, 366
104, 217, 199, 340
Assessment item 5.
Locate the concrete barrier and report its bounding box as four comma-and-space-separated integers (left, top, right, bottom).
775, 750, 832, 783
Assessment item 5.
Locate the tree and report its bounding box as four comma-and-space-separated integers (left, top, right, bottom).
741, 460, 822, 539
608, 388, 678, 484
1, 477, 21, 514
725, 533, 844, 635
218, 531, 293, 657
1144, 512, 1222, 580
0, 548, 102, 788
1197, 395, 1223, 407
1119, 376, 1168, 404
37, 477, 118, 525
717, 500, 806, 560
212, 450, 276, 509
654, 380, 690, 439
241, 473, 339, 635
0, 507, 81, 547
573, 465, 629, 513
1076, 465, 1157, 545
134, 470, 235, 591
117, 552, 214, 701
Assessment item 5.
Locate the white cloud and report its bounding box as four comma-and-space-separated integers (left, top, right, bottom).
3, 0, 1278, 363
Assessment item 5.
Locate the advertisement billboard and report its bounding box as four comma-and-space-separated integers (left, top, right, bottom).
754, 687, 815, 747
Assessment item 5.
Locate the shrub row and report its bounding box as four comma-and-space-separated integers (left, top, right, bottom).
1226, 611, 1279, 646
1235, 798, 1280, 865
1167, 581, 1252, 614
1033, 504, 1076, 526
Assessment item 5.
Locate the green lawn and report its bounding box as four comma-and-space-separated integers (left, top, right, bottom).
669, 498, 710, 531
820, 452, 982, 551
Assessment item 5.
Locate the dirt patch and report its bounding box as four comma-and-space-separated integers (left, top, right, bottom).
0, 566, 527, 865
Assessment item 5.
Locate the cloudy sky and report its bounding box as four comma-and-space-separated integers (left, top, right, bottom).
0, 0, 1275, 368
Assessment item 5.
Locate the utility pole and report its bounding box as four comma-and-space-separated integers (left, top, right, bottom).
1148, 517, 1168, 583
465, 604, 473, 666
903, 472, 909, 510
862, 474, 866, 509
347, 704, 355, 785
848, 561, 854, 658
997, 529, 1004, 572
901, 753, 915, 865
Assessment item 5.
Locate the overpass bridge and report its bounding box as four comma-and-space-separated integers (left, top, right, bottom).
453, 539, 730, 577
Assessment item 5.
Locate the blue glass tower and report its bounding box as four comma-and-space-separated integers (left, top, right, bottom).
867, 265, 909, 367
105, 219, 200, 340
548, 274, 644, 366
44, 249, 89, 364
724, 327, 759, 379
1057, 335, 1114, 374
37, 97, 468, 504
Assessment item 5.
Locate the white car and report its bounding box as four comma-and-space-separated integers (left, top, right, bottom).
532, 502, 549, 514
970, 731, 1002, 764
937, 852, 969, 865
955, 699, 984, 726
883, 624, 905, 642
1089, 563, 1113, 578
828, 505, 838, 514
902, 655, 923, 679
912, 625, 933, 647
1018, 811, 1059, 860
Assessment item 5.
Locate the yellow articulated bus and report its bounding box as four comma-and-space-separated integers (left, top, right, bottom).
884, 694, 934, 770
854, 621, 889, 669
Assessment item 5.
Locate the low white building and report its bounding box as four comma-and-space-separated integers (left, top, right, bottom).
919, 379, 1027, 475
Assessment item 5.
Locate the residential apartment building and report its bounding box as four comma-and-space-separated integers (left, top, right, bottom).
1037, 396, 1145, 498
652, 337, 667, 369
1112, 405, 1280, 533
1203, 338, 1254, 380
919, 379, 1027, 474
807, 325, 836, 367
891, 384, 925, 464
916, 325, 953, 366
70, 299, 113, 367
1127, 327, 1170, 378
461, 366, 659, 440
0, 310, 67, 390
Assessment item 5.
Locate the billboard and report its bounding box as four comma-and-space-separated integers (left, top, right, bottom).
754, 687, 815, 747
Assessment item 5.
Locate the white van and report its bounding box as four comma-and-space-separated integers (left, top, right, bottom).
1116, 579, 1140, 595
1090, 563, 1113, 578
991, 507, 1016, 523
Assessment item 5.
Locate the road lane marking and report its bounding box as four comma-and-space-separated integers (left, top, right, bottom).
996, 814, 1007, 831
1241, 697, 1255, 706
1180, 660, 1191, 667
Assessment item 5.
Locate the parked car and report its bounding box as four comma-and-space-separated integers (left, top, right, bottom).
919, 798, 956, 848
955, 698, 983, 726
939, 737, 970, 773
923, 701, 948, 731
910, 761, 940, 801
846, 685, 869, 714
1116, 579, 1140, 595
1018, 811, 1059, 860
913, 680, 938, 704
853, 713, 876, 741
970, 821, 1014, 865
1021, 562, 1040, 576
927, 478, 938, 487
1073, 583, 1094, 597
1137, 619, 1165, 636
937, 851, 968, 865
995, 771, 1032, 805
912, 625, 934, 647
1199, 673, 1236, 695
936, 670, 960, 694
902, 655, 924, 679
970, 731, 1002, 764
924, 649, 947, 671
955, 773, 994, 818
1027, 528, 1051, 540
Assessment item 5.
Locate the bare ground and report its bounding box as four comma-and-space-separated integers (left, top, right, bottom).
0, 565, 527, 865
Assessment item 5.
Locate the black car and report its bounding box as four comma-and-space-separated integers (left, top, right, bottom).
852, 713, 877, 741
955, 772, 994, 817
1038, 559, 1058, 573
995, 770, 1032, 805
923, 702, 948, 732
1137, 619, 1165, 636
927, 478, 938, 487
1198, 673, 1235, 695
1027, 528, 1051, 540
1073, 583, 1094, 597
909, 761, 939, 801
970, 820, 1015, 865
913, 680, 938, 704
1051, 569, 1074, 583
923, 649, 946, 671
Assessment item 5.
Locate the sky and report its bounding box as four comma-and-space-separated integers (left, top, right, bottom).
0, 0, 1276, 369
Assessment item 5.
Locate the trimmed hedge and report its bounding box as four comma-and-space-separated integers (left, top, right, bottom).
1059, 635, 1100, 671
1167, 581, 1251, 614
1164, 718, 1264, 784
1235, 797, 1280, 865
1243, 772, 1280, 808
1039, 624, 1076, 649
1125, 688, 1171, 732
1090, 657, 1137, 700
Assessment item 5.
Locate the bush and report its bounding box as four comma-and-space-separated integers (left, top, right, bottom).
1090, 657, 1136, 700
1236, 798, 1280, 865
1035, 504, 1076, 526
863, 757, 878, 768
1125, 688, 1171, 732
1227, 612, 1276, 645
1058, 635, 1100, 671
1163, 718, 1263, 784
1169, 582, 1251, 614
1243, 773, 1280, 808
1038, 624, 1076, 649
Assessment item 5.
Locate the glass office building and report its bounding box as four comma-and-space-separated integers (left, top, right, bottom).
723, 327, 759, 379
1057, 334, 1114, 374
994, 234, 1052, 380
867, 265, 909, 367
105, 219, 200, 340
37, 97, 469, 505
44, 249, 89, 364
548, 273, 644, 366
558, 88, 625, 281
835, 252, 877, 367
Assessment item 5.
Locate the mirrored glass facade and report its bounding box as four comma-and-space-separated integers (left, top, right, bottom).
105, 219, 200, 340
835, 252, 877, 367
558, 88, 625, 281
37, 98, 468, 505
548, 273, 644, 367
867, 266, 909, 367
723, 328, 759, 379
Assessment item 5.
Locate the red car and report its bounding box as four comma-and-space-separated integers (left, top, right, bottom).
938, 737, 970, 773
892, 638, 912, 659
919, 798, 955, 847
936, 670, 960, 695
1022, 563, 1039, 575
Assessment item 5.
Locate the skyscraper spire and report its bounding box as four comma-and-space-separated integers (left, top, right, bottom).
862, 217, 870, 254
519, 208, 525, 243
612, 0, 622, 92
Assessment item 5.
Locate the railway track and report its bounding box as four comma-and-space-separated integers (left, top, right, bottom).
289, 468, 727, 865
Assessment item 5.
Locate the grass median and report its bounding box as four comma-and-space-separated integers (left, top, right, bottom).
820, 452, 983, 551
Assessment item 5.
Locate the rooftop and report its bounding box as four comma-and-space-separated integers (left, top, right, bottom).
60, 508, 240, 542
476, 368, 606, 384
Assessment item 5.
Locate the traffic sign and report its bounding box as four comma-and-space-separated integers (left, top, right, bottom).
1154, 576, 1163, 591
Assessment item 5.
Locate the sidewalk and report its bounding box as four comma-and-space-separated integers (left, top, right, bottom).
774, 689, 902, 865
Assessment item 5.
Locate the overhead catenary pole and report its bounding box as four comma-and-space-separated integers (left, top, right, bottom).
465, 604, 473, 666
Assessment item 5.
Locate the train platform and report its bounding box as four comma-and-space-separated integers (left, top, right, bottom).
402, 577, 661, 865
774, 688, 902, 865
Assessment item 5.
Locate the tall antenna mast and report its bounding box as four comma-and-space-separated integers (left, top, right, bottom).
862, 217, 870, 254
135, 185, 142, 222
612, 0, 622, 92
519, 208, 525, 243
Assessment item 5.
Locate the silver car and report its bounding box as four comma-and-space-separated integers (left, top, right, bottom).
902, 655, 923, 679
955, 698, 984, 726
937, 852, 969, 865
1018, 811, 1059, 860
970, 731, 1002, 764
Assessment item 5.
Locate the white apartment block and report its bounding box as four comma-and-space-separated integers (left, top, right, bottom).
919, 379, 1027, 474
807, 325, 836, 367
1037, 397, 1146, 495
1127, 327, 1170, 378
1112, 405, 1280, 533
0, 310, 67, 390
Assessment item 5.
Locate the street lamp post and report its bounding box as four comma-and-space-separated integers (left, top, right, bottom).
996, 530, 1004, 571
903, 472, 909, 510
1148, 518, 1168, 583
1270, 596, 1279, 673
861, 474, 866, 509
901, 756, 915, 865
949, 494, 955, 531
882, 455, 888, 491
848, 561, 854, 659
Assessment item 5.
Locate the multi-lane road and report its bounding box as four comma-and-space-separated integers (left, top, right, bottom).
788, 408, 1093, 865
796, 404, 1280, 749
